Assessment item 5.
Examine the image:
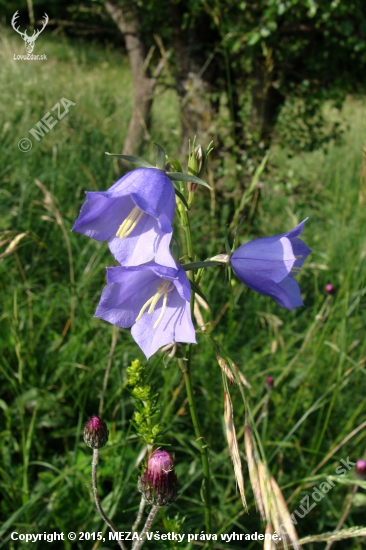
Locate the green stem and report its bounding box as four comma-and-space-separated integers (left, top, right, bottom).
92, 450, 126, 550
181, 207, 193, 267
179, 355, 212, 534
132, 505, 160, 550
177, 184, 212, 534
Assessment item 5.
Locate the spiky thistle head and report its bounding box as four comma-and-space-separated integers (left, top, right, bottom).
83, 416, 109, 449
138, 449, 179, 506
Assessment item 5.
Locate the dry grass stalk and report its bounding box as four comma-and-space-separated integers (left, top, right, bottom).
264, 523, 277, 550
258, 463, 284, 549
217, 355, 252, 388
217, 356, 235, 384
298, 526, 366, 545
193, 297, 206, 332
270, 476, 300, 550
257, 461, 271, 521
0, 232, 27, 261
244, 425, 265, 520
34, 179, 75, 327
224, 390, 247, 510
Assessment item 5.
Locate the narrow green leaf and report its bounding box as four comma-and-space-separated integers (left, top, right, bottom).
237, 150, 270, 212
153, 142, 167, 170
105, 152, 153, 168
189, 279, 210, 306
182, 261, 223, 271
166, 172, 211, 190
174, 187, 189, 208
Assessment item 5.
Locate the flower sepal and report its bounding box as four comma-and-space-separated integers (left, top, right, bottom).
166, 171, 211, 190
105, 152, 153, 169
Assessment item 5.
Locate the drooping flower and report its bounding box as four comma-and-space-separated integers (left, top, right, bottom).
83, 416, 109, 449
138, 449, 179, 506
72, 168, 176, 267
230, 219, 311, 310
95, 262, 196, 359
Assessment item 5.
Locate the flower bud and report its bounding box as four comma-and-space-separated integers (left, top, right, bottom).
354, 459, 366, 481
325, 284, 335, 295
265, 376, 274, 391
83, 416, 109, 449
138, 449, 179, 506
188, 145, 205, 193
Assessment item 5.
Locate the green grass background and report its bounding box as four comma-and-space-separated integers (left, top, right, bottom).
1, 29, 366, 549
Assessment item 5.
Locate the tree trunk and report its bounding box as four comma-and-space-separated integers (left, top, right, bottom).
169, 2, 221, 154
105, 0, 155, 156
250, 61, 284, 145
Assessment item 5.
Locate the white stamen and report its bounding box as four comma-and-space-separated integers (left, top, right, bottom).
116, 205, 144, 239
135, 280, 174, 328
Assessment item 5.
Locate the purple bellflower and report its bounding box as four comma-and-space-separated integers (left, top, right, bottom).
231, 219, 311, 310
72, 168, 176, 267
95, 262, 196, 359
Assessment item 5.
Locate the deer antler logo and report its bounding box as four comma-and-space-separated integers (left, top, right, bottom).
11, 11, 48, 54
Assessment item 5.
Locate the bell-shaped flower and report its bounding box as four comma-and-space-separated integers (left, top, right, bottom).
72, 168, 176, 267
230, 219, 311, 310
95, 262, 196, 359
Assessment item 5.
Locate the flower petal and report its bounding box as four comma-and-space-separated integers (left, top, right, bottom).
95, 263, 195, 359
289, 237, 312, 270
231, 236, 296, 283
231, 219, 311, 309
73, 168, 176, 266
240, 273, 303, 311
131, 289, 196, 359
108, 214, 173, 267
72, 193, 132, 241
284, 218, 308, 239
95, 267, 158, 327
108, 168, 175, 226
277, 276, 304, 309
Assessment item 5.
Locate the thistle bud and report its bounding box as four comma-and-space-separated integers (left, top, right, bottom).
83, 416, 109, 449
354, 459, 366, 481
325, 284, 335, 295
138, 449, 179, 506
265, 376, 274, 391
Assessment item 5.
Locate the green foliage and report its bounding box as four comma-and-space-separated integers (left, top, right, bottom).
127, 360, 163, 445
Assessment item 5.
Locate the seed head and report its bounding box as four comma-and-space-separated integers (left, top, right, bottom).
83, 416, 109, 449
138, 449, 179, 506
